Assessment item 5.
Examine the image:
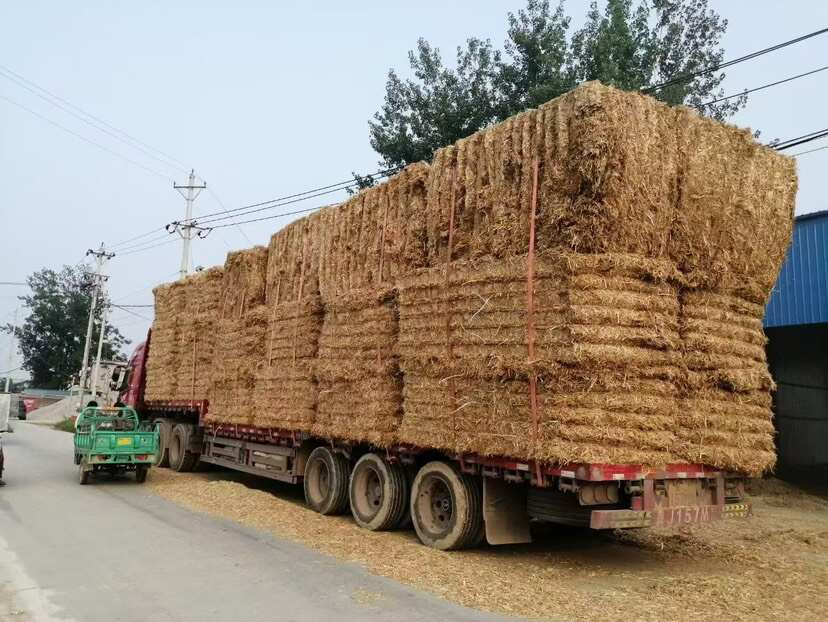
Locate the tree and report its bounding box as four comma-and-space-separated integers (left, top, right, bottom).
1, 265, 128, 389
366, 0, 743, 170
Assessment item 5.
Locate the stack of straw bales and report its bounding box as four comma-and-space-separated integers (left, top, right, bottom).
144, 281, 186, 401
172, 267, 224, 402
397, 253, 682, 465
206, 247, 269, 426
252, 218, 325, 431
313, 289, 401, 446
145, 81, 795, 475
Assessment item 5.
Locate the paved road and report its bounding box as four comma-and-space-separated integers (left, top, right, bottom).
0, 422, 516, 622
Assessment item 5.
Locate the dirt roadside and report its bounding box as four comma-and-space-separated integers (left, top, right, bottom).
147, 470, 828, 621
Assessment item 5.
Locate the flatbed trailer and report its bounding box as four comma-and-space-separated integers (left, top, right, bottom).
120, 340, 751, 549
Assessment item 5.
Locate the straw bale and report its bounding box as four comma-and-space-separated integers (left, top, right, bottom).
676, 388, 776, 475
251, 297, 322, 432
318, 163, 430, 297
312, 288, 401, 446
398, 252, 681, 376
172, 267, 224, 401
266, 212, 323, 305
144, 281, 187, 401
205, 305, 269, 426
419, 82, 681, 268
680, 290, 772, 390
671, 106, 797, 300
219, 246, 269, 318
397, 365, 681, 464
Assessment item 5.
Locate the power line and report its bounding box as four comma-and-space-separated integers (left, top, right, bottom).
0, 66, 188, 175
772, 128, 828, 151
109, 227, 168, 250
181, 166, 400, 224
194, 184, 357, 227
0, 64, 189, 172
206, 187, 253, 245
792, 144, 828, 157
697, 64, 828, 108
645, 26, 828, 93
117, 237, 179, 257
110, 304, 152, 322
0, 92, 171, 181
208, 203, 326, 230
112, 232, 174, 253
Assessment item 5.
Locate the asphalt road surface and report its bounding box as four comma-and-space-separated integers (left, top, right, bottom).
0, 422, 517, 622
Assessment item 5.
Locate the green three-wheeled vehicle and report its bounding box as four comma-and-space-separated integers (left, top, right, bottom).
73, 406, 158, 485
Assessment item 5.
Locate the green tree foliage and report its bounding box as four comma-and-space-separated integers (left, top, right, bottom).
367, 0, 743, 170
1, 265, 128, 389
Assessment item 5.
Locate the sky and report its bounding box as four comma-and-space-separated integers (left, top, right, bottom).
1, 1, 827, 380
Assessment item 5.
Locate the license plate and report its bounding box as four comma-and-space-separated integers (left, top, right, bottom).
117, 438, 132, 446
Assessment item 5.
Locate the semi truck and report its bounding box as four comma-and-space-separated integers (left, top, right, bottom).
119, 330, 752, 550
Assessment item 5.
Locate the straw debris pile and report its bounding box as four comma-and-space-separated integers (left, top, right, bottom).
206, 247, 269, 426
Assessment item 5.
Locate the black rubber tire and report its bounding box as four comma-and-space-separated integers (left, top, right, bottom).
154, 419, 173, 468
394, 465, 417, 529
135, 466, 149, 483
78, 463, 91, 485
410, 461, 483, 550
349, 454, 408, 531
170, 424, 198, 472
304, 447, 350, 515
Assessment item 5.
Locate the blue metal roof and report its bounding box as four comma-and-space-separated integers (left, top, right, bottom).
765, 210, 828, 328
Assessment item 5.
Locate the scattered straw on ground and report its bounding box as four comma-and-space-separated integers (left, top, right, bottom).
148, 469, 828, 621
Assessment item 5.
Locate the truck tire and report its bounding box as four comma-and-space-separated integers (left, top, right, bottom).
349, 454, 408, 531
135, 466, 149, 483
410, 461, 483, 550
154, 419, 172, 468
304, 447, 349, 515
78, 462, 91, 485
169, 424, 199, 472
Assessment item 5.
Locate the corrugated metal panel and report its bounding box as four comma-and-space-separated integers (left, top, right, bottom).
765, 210, 828, 328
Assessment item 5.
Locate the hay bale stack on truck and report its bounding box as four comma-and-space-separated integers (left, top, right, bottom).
119, 83, 797, 550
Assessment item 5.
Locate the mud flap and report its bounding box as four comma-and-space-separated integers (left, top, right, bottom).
483, 478, 532, 545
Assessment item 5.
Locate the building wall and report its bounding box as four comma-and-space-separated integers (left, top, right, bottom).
766, 324, 828, 470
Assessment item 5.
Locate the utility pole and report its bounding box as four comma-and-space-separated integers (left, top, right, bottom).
89, 303, 108, 402
171, 170, 207, 279
78, 244, 114, 410
3, 307, 17, 393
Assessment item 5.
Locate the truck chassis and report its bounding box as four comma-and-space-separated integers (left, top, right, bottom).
138, 399, 751, 550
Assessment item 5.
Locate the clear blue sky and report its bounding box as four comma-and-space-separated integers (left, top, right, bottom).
1, 1, 827, 376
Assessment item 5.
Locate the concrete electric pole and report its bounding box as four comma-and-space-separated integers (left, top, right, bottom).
3, 307, 17, 393
172, 170, 207, 279
78, 244, 114, 410
89, 302, 108, 401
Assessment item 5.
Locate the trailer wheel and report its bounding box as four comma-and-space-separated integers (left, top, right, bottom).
135, 466, 149, 483
349, 454, 408, 531
410, 461, 483, 550
154, 419, 172, 467
78, 462, 91, 485
304, 447, 349, 515
169, 424, 199, 472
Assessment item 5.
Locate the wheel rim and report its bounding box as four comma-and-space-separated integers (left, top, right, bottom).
416, 474, 454, 539
351, 462, 383, 521
308, 458, 331, 505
